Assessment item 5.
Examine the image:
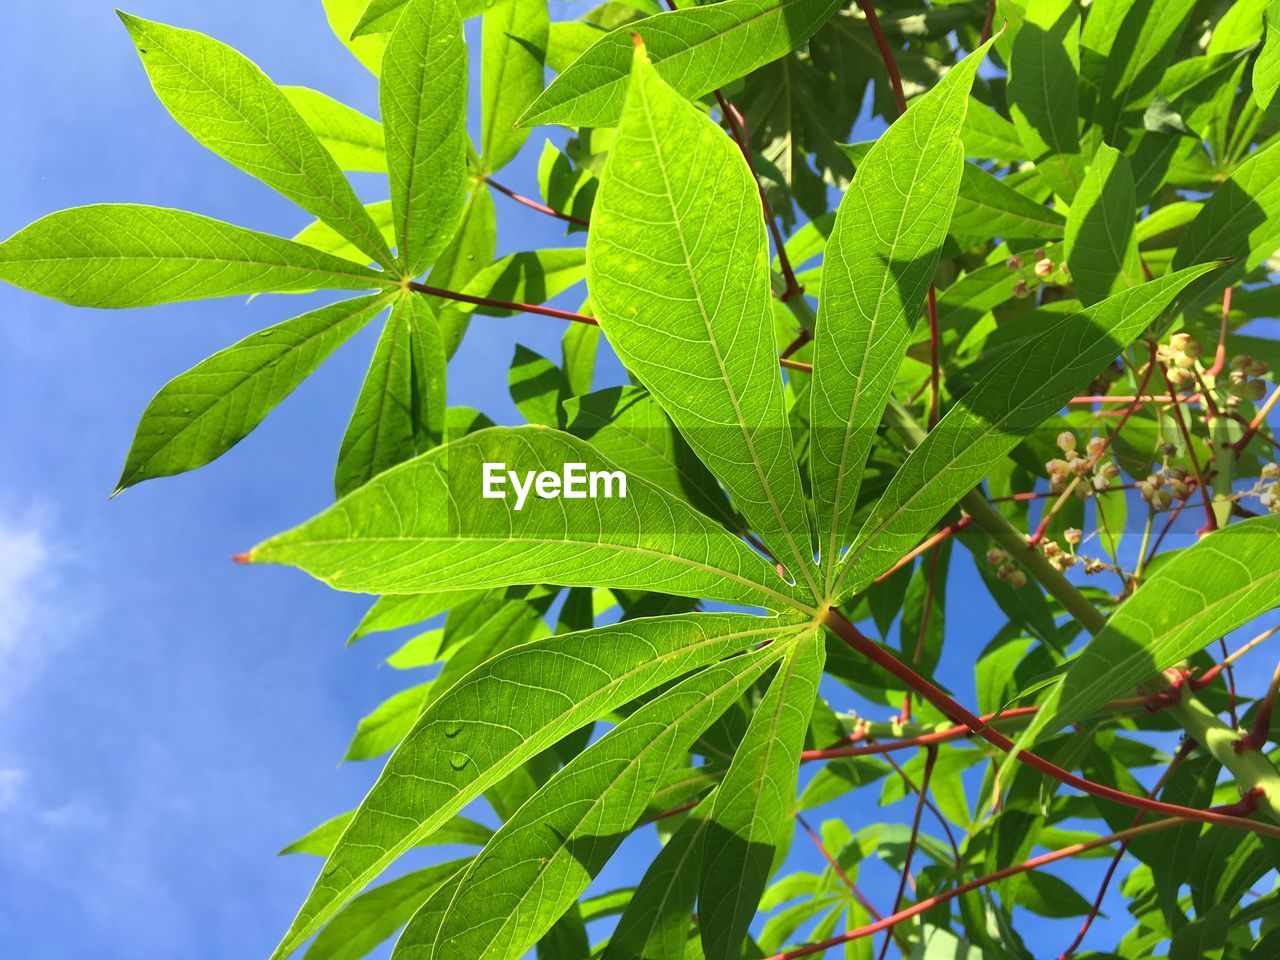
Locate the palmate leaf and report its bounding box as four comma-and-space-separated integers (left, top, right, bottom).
1063, 143, 1142, 305
480, 0, 549, 173
564, 386, 740, 533
395, 636, 799, 960
1007, 0, 1085, 200
116, 293, 391, 493
588, 46, 815, 594
1254, 2, 1280, 117
264, 612, 811, 959
520, 0, 843, 128
0, 205, 391, 308
810, 39, 992, 594
1034, 515, 1280, 738
283, 87, 387, 174
347, 591, 482, 645
279, 810, 492, 857
1095, 0, 1197, 136
118, 13, 396, 271
322, 0, 387, 74
834, 262, 1219, 599
295, 201, 397, 266
699, 628, 824, 960
352, 0, 495, 37
423, 184, 498, 357
334, 294, 446, 497
249, 426, 807, 610
1173, 140, 1280, 281
382, 0, 470, 276
305, 860, 470, 960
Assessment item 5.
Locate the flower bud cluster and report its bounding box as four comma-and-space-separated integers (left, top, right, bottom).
1259, 463, 1279, 513
1158, 333, 1203, 392
985, 548, 1027, 588
1139, 466, 1191, 510
1228, 354, 1271, 402
1045, 432, 1117, 496
1009, 249, 1067, 299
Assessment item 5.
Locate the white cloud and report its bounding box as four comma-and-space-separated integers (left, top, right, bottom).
0, 507, 79, 705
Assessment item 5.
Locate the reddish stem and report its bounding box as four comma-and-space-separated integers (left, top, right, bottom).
1158, 361, 1217, 533
881, 751, 962, 864
484, 176, 590, 228
877, 745, 936, 960
1056, 741, 1193, 959
874, 516, 971, 587
1206, 286, 1232, 378
820, 609, 1280, 838
857, 0, 907, 114
979, 0, 997, 42
1236, 659, 1280, 754
795, 812, 887, 926
763, 817, 1190, 960
408, 281, 597, 325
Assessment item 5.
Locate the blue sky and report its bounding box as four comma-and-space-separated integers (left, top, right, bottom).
1, 2, 1276, 958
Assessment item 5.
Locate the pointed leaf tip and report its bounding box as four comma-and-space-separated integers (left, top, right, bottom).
231, 551, 253, 565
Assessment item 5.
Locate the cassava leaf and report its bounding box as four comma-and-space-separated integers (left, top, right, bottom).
305, 861, 470, 960
279, 811, 492, 857
521, 0, 843, 128
1063, 143, 1143, 305
1255, 2, 1280, 117
249, 426, 808, 610
810, 39, 991, 593
265, 612, 811, 959
396, 637, 797, 960
835, 263, 1219, 598
698, 628, 825, 960
0, 205, 390, 308
480, 0, 549, 173
119, 12, 396, 270
334, 296, 431, 497
1037, 515, 1280, 737
282, 86, 386, 173
1007, 0, 1085, 200
117, 293, 391, 493
382, 0, 470, 276
588, 45, 814, 593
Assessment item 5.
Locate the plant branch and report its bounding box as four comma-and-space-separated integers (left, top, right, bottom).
762, 817, 1193, 960
484, 176, 590, 228
877, 745, 936, 960
408, 281, 597, 325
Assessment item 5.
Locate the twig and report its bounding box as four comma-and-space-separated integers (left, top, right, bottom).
484, 176, 590, 228
1158, 361, 1217, 532
408, 281, 597, 325
877, 746, 936, 960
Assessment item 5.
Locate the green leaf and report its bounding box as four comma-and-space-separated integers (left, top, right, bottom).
1254, 2, 1280, 117
279, 812, 492, 857
1063, 143, 1143, 305
1173, 141, 1280, 275
294, 201, 397, 266
588, 47, 814, 593
698, 629, 824, 960
454, 249, 587, 317
382, 0, 470, 275
836, 263, 1218, 598
323, 0, 387, 74
561, 322, 601, 396
251, 426, 805, 609
424, 184, 498, 357
564, 386, 740, 532
1096, 0, 1197, 136
521, 0, 843, 128
116, 294, 390, 493
282, 86, 386, 173
510, 345, 570, 427
305, 860, 469, 960
1007, 0, 1085, 200
811, 41, 991, 592
118, 12, 396, 270
950, 163, 1066, 247
1038, 515, 1280, 736
348, 591, 481, 645
395, 637, 796, 960
266, 612, 810, 959
352, 0, 495, 37
335, 297, 420, 497
343, 682, 433, 761
0, 205, 390, 308
481, 0, 549, 172
604, 797, 712, 960
1013, 869, 1094, 918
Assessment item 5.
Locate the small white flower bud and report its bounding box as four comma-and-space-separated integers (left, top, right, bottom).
1034, 258, 1054, 278
1057, 431, 1076, 453
1006, 254, 1023, 271
1261, 463, 1280, 481
1008, 569, 1027, 588
1064, 527, 1082, 546
1014, 278, 1030, 299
